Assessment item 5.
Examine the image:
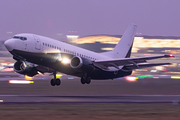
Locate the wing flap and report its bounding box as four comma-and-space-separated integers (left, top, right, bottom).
124, 63, 171, 70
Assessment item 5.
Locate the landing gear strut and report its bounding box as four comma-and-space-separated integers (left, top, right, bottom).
81, 73, 91, 84
50, 71, 61, 86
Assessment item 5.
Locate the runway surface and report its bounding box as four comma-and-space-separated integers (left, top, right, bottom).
0, 95, 180, 103
1, 73, 180, 104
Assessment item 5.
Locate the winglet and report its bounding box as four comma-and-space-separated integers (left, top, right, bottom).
164, 54, 174, 57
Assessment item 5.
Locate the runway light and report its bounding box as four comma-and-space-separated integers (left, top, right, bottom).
4, 68, 13, 72
150, 70, 157, 72
56, 74, 63, 78
137, 75, 154, 78
153, 77, 159, 79
125, 76, 137, 82
171, 76, 180, 79
160, 75, 168, 76
62, 58, 70, 64
9, 80, 34, 84
25, 75, 33, 80
136, 77, 144, 79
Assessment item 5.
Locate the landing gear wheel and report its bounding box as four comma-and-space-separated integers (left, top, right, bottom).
50, 71, 62, 86
56, 78, 61, 86
50, 79, 56, 86
86, 77, 91, 84
81, 74, 91, 84
81, 77, 86, 84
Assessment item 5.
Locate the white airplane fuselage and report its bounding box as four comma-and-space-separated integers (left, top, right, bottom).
5, 33, 132, 80
4, 24, 172, 86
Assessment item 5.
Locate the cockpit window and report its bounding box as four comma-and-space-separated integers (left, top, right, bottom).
13, 36, 27, 40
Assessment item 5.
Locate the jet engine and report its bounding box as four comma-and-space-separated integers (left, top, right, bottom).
13, 61, 38, 77
70, 56, 94, 72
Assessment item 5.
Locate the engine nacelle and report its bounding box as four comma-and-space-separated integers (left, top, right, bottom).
70, 56, 94, 72
13, 61, 38, 77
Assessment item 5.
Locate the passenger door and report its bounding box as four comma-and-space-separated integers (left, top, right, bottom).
34, 35, 41, 50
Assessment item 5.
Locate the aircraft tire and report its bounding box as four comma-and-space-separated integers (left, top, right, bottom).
56, 79, 61, 86
50, 79, 56, 86
86, 77, 91, 84
81, 77, 86, 84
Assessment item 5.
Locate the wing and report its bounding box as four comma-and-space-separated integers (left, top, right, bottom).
93, 54, 174, 71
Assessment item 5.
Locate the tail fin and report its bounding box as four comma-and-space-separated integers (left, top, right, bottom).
101, 23, 137, 58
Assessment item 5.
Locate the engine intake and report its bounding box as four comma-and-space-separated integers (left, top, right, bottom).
70, 56, 94, 72
70, 56, 83, 69
14, 61, 38, 77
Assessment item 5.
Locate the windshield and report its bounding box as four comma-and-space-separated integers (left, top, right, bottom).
13, 36, 27, 40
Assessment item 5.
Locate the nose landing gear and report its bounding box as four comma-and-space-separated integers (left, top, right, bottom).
50, 71, 61, 86
50, 78, 61, 86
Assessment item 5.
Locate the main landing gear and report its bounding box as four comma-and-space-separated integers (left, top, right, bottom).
81, 73, 91, 84
50, 72, 61, 86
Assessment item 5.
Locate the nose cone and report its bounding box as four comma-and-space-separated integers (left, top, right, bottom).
4, 39, 15, 51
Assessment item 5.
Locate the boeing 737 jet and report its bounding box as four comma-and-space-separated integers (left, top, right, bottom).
4, 24, 173, 86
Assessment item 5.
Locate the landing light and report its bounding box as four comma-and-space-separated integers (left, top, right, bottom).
61, 58, 70, 64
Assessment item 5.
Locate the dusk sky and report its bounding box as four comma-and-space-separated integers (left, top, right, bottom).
0, 0, 180, 40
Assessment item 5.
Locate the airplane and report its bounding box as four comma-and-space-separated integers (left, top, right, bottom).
4, 23, 174, 86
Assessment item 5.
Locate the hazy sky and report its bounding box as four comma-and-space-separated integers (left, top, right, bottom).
0, 0, 180, 40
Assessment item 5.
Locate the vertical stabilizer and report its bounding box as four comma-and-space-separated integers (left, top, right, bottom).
101, 23, 137, 58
